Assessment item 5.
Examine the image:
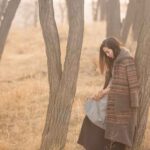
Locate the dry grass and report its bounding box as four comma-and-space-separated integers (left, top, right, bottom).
0, 22, 149, 150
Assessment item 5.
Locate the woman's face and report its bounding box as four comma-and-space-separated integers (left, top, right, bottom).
103, 47, 114, 59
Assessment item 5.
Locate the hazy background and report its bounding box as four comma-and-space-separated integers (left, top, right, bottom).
13, 0, 128, 27
0, 0, 149, 150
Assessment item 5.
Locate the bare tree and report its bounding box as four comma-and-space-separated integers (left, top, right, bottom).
99, 0, 106, 21
132, 0, 145, 41
121, 0, 137, 43
106, 0, 121, 38
34, 0, 38, 27
0, 0, 8, 23
0, 0, 21, 59
92, 0, 98, 21
38, 0, 84, 149
128, 0, 150, 150
121, 0, 146, 43
93, 0, 101, 21
92, 0, 106, 21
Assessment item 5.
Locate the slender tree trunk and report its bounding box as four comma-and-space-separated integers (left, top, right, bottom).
92, 0, 106, 21
100, 0, 106, 21
0, 0, 21, 59
106, 0, 121, 38
38, 1, 62, 149
38, 0, 84, 149
121, 0, 136, 43
34, 0, 38, 27
92, 0, 96, 21
94, 0, 101, 21
129, 0, 150, 150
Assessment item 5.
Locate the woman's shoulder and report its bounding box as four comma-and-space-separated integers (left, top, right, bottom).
120, 46, 130, 51
120, 56, 135, 66
119, 47, 135, 64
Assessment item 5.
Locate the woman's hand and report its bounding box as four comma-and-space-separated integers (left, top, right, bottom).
91, 87, 110, 101
103, 87, 110, 95
91, 90, 105, 101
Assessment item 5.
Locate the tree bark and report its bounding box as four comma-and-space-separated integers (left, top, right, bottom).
129, 0, 150, 149
132, 0, 145, 41
34, 0, 38, 27
100, 0, 106, 21
38, 0, 84, 149
0, 0, 21, 59
0, 0, 8, 22
106, 0, 121, 38
93, 0, 106, 21
121, 0, 137, 43
94, 0, 101, 21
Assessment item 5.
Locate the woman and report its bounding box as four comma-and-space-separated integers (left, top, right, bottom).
77, 37, 139, 150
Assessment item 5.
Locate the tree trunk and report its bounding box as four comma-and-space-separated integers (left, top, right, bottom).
0, 0, 21, 59
100, 0, 106, 21
129, 0, 150, 149
132, 0, 145, 41
38, 0, 84, 149
121, 0, 137, 44
92, 0, 97, 21
0, 0, 8, 23
94, 0, 101, 21
106, 0, 121, 38
92, 0, 107, 21
34, 0, 38, 27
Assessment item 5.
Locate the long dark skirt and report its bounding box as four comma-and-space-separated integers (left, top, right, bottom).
77, 116, 125, 150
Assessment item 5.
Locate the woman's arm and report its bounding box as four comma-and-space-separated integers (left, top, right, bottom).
92, 87, 110, 101
126, 58, 139, 107
102, 87, 110, 95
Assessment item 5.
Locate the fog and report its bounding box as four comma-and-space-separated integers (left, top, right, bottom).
13, 0, 129, 27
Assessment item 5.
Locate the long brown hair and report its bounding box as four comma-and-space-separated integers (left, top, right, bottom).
99, 37, 122, 75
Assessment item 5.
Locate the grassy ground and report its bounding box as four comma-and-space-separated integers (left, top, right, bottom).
0, 22, 149, 150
